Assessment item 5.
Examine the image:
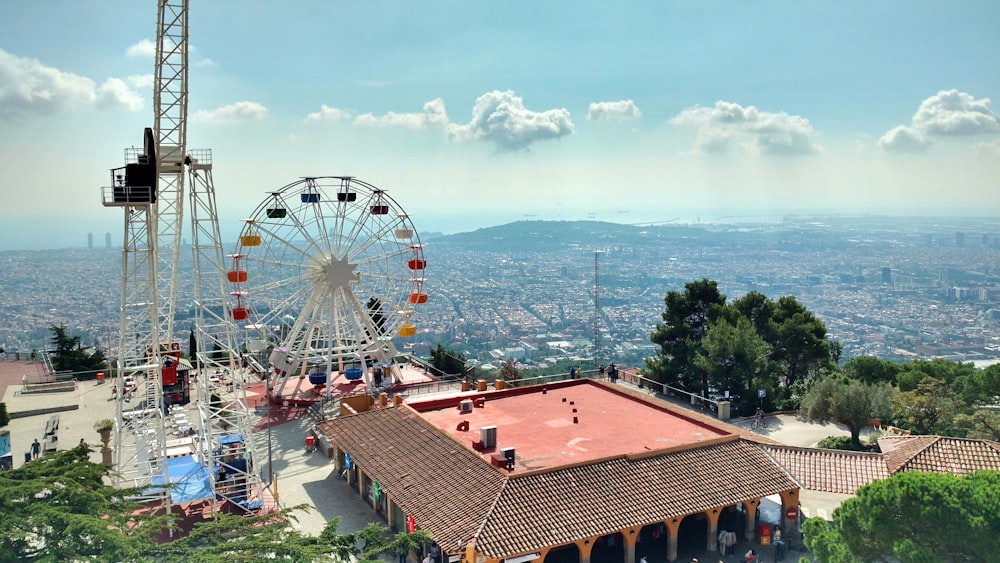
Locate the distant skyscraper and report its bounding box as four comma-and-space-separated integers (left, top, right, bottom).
955, 232, 965, 247
105, 232, 112, 249
87, 232, 93, 251
881, 267, 892, 286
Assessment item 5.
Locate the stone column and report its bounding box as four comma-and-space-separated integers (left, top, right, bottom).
779, 488, 801, 546
743, 499, 760, 542
576, 538, 594, 563
705, 507, 722, 552
664, 517, 681, 562
623, 527, 638, 563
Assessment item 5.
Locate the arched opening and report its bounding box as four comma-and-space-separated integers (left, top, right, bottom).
635, 523, 667, 561
588, 532, 625, 563
543, 543, 579, 563
676, 513, 708, 554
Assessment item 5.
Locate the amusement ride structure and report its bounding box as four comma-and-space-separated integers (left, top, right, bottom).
101, 0, 263, 514
233, 177, 426, 401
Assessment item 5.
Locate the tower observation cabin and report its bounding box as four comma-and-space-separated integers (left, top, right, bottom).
102, 127, 158, 206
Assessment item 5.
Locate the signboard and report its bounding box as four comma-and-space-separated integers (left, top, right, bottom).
503, 553, 541, 563
757, 388, 766, 398
785, 507, 799, 520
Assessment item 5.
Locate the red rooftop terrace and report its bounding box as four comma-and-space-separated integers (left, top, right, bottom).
410, 379, 730, 473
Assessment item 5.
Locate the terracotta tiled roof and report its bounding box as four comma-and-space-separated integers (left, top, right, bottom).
477, 438, 797, 558
317, 406, 507, 553
761, 445, 889, 494
878, 435, 1000, 476
318, 407, 798, 560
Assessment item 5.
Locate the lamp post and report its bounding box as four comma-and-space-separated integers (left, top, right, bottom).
266, 362, 273, 486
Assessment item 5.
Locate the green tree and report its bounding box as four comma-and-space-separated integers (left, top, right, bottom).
429, 344, 466, 376
802, 518, 857, 563
647, 278, 727, 393
896, 358, 976, 392
799, 377, 894, 450
805, 470, 1000, 562
48, 324, 108, 373
0, 445, 165, 560
953, 410, 1000, 442
0, 446, 425, 561
694, 316, 772, 415
765, 296, 833, 386
892, 377, 966, 435
841, 356, 901, 385
499, 359, 522, 382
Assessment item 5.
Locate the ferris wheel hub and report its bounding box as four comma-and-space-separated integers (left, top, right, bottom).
313, 254, 360, 289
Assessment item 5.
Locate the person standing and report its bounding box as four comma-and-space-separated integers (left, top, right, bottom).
569, 365, 577, 379
31, 438, 41, 459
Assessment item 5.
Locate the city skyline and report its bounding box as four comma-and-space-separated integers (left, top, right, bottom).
2, 1, 1000, 250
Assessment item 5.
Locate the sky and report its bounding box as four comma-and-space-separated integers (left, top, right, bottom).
1, 1, 999, 250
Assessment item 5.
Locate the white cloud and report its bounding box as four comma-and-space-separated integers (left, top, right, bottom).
588, 99, 641, 121
354, 98, 448, 129
670, 100, 819, 155
446, 90, 574, 151
126, 39, 155, 58
127, 74, 154, 90
0, 48, 143, 121
912, 90, 1000, 135
195, 58, 217, 68
96, 78, 144, 111
192, 101, 268, 124
878, 125, 931, 153
879, 90, 1000, 152
306, 104, 352, 122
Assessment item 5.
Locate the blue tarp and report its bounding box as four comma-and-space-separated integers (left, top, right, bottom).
217, 434, 244, 446
146, 454, 214, 504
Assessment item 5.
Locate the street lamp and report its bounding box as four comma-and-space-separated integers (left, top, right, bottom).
267, 364, 273, 485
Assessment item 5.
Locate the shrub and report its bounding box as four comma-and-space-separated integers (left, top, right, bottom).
816, 435, 864, 451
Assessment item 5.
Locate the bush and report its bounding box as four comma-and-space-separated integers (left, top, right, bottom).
776, 397, 801, 411
0, 402, 9, 427
816, 436, 864, 451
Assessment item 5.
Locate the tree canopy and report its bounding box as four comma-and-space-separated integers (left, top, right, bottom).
0, 446, 427, 561
799, 377, 894, 450
647, 282, 836, 414
804, 470, 1000, 562
48, 324, 108, 373
429, 344, 467, 376
647, 279, 727, 392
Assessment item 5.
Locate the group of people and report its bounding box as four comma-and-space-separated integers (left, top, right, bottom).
598, 362, 619, 383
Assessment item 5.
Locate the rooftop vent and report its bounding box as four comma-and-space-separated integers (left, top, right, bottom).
459, 399, 473, 414
480, 425, 497, 449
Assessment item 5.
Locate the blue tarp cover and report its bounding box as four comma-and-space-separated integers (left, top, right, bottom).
146, 454, 214, 503
217, 434, 244, 445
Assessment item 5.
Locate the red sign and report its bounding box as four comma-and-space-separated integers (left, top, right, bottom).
406, 515, 416, 534
785, 507, 799, 520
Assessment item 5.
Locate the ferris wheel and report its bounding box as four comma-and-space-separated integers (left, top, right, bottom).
231, 176, 426, 399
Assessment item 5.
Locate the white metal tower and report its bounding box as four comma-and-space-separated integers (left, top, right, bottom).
188, 151, 266, 512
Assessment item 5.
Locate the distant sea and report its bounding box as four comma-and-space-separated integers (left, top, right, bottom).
2, 210, 997, 252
